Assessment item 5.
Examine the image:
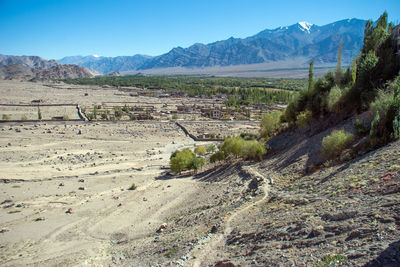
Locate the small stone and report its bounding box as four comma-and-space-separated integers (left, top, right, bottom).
59, 182, 64, 186
78, 187, 85, 190
65, 208, 72, 214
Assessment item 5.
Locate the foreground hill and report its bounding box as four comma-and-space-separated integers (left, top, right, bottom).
0, 55, 94, 81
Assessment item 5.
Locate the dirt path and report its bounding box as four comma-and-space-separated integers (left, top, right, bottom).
188, 166, 273, 266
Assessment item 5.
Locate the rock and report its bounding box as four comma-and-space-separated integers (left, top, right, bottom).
1, 199, 12, 205
33, 217, 45, 221
211, 225, 218, 233
59, 182, 64, 186
0, 227, 9, 233
78, 179, 84, 182
117, 203, 122, 207
214, 260, 236, 267
156, 223, 168, 233
65, 208, 72, 214
78, 187, 85, 190
143, 197, 147, 201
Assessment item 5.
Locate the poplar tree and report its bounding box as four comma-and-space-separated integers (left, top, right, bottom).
335, 39, 343, 86
308, 60, 314, 91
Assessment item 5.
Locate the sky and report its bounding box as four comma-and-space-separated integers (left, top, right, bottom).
0, 0, 399, 60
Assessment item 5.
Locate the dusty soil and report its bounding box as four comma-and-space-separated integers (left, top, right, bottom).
1, 80, 399, 266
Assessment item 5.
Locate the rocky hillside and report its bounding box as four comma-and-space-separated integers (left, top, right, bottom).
30, 64, 94, 81
0, 62, 94, 81
0, 54, 60, 69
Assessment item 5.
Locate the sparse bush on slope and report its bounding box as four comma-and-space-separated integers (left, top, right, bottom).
322, 130, 355, 159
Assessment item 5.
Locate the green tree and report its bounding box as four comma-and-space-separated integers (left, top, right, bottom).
170, 149, 195, 173
351, 58, 357, 85
308, 60, 314, 91
37, 107, 42, 120
260, 110, 282, 139
335, 40, 343, 87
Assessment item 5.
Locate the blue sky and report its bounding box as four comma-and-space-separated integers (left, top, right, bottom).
0, 0, 399, 60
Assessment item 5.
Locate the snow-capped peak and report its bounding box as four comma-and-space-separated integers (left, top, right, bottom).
92, 54, 100, 58
298, 21, 313, 33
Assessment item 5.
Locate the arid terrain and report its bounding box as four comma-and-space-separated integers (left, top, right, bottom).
1, 80, 399, 266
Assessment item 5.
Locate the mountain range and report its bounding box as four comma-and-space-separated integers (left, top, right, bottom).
59, 18, 366, 74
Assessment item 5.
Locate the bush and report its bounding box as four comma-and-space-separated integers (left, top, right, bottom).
114, 107, 123, 120
327, 85, 342, 112
127, 183, 137, 190
171, 114, 178, 120
220, 136, 266, 161
170, 149, 195, 173
2, 114, 11, 120
322, 130, 355, 159
63, 115, 69, 120
296, 110, 312, 128
240, 132, 258, 140
21, 115, 28, 121
369, 83, 400, 144
210, 151, 225, 163
260, 110, 282, 138
190, 157, 205, 171
353, 118, 368, 136
194, 145, 206, 156
206, 144, 216, 153
240, 140, 266, 161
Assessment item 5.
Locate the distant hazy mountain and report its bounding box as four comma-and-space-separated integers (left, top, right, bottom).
0, 54, 60, 69
58, 54, 153, 74
58, 18, 366, 73
140, 18, 365, 69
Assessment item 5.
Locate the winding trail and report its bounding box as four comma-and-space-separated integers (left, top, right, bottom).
188, 166, 273, 267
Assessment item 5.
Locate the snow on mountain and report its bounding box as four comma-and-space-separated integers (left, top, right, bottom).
298, 21, 313, 33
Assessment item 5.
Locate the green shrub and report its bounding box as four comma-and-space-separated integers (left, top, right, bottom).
210, 151, 225, 163
127, 183, 137, 190
220, 136, 266, 161
317, 254, 347, 267
322, 130, 355, 159
190, 157, 205, 171
170, 149, 195, 173
327, 85, 342, 112
296, 110, 312, 128
206, 144, 216, 153
369, 85, 400, 144
240, 132, 258, 140
21, 115, 28, 121
171, 114, 178, 120
353, 119, 368, 136
194, 145, 206, 156
114, 107, 123, 120
2, 114, 11, 120
260, 110, 282, 138
63, 115, 69, 120
240, 140, 266, 161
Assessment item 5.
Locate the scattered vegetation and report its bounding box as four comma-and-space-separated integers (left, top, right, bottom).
219, 136, 266, 161
281, 11, 399, 153
317, 254, 347, 267
21, 115, 28, 121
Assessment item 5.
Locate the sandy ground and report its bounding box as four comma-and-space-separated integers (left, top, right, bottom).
0, 120, 210, 265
